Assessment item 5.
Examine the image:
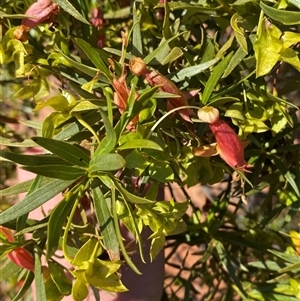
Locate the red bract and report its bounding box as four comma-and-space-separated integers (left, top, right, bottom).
129, 57, 193, 122
0, 226, 35, 271
14, 0, 60, 41
209, 119, 252, 172
112, 75, 139, 129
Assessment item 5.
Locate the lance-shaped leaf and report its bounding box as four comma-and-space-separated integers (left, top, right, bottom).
52, 0, 90, 24
0, 179, 75, 224
1, 151, 71, 166
74, 38, 111, 78
11, 271, 34, 301
93, 110, 117, 156
32, 137, 90, 167
92, 187, 119, 261
47, 191, 79, 258
260, 2, 300, 25
89, 154, 126, 173
21, 165, 86, 180
118, 139, 163, 151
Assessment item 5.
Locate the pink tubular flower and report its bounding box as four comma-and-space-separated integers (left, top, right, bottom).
0, 226, 35, 271
129, 57, 193, 122
193, 107, 252, 173
14, 0, 60, 41
90, 8, 105, 47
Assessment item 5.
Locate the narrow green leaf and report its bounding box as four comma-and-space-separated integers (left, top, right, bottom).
0, 138, 38, 148
34, 250, 47, 301
11, 271, 34, 301
74, 38, 111, 78
70, 100, 103, 113
230, 13, 248, 53
118, 139, 163, 151
279, 261, 300, 273
52, 0, 90, 24
1, 151, 71, 166
156, 2, 225, 15
270, 156, 300, 197
21, 165, 86, 180
170, 58, 219, 83
129, 86, 160, 119
47, 192, 79, 258
32, 137, 90, 167
94, 110, 117, 156
222, 46, 247, 78
144, 32, 187, 64
34, 95, 70, 112
89, 154, 125, 173
248, 260, 286, 271
0, 179, 75, 224
114, 181, 155, 204
54, 111, 101, 141
260, 2, 300, 25
0, 178, 52, 197
0, 260, 21, 280
132, 3, 143, 57
215, 242, 248, 299
288, 0, 300, 9
268, 249, 300, 264
57, 51, 99, 77
202, 52, 234, 104
92, 187, 120, 260
110, 186, 141, 275
104, 7, 131, 19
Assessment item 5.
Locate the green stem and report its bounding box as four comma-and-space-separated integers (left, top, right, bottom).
62, 183, 86, 263
111, 185, 142, 275
146, 105, 201, 139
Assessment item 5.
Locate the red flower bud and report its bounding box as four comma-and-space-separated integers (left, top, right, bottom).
14, 0, 60, 41
0, 226, 35, 271
209, 119, 252, 172
7, 247, 35, 271
129, 57, 193, 122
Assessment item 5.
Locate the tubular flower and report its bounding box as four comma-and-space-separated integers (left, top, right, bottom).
193, 107, 252, 173
14, 0, 60, 41
0, 226, 34, 271
129, 57, 193, 122
90, 8, 105, 47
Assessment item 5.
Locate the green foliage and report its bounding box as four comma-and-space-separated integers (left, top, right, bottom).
0, 0, 300, 300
